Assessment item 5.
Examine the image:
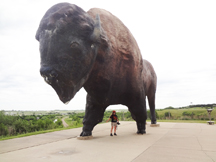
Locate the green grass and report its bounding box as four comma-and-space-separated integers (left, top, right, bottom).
64, 117, 73, 126
154, 120, 211, 123
0, 116, 84, 141
0, 124, 82, 141
1, 108, 215, 141
156, 107, 216, 119
64, 117, 83, 127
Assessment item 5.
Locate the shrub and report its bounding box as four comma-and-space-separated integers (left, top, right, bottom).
164, 112, 172, 117
55, 119, 63, 127
13, 119, 29, 134
147, 110, 159, 120
38, 119, 44, 128
182, 111, 192, 116
181, 116, 191, 120
125, 111, 132, 119
0, 123, 9, 136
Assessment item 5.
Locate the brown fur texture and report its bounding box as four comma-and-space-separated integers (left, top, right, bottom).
36, 3, 157, 136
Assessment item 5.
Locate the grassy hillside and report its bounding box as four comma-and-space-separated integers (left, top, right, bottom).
156, 107, 216, 120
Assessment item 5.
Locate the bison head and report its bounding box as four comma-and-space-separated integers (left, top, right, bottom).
35, 3, 105, 104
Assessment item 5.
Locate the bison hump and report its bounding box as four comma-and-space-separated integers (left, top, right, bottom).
87, 8, 142, 63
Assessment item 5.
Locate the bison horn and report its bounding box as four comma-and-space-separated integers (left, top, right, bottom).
90, 14, 101, 43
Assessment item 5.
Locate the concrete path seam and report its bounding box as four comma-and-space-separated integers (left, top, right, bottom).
195, 125, 215, 162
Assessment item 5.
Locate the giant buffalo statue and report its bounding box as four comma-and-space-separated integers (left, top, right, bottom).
36, 3, 157, 137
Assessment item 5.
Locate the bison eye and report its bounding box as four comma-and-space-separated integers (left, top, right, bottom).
70, 42, 79, 48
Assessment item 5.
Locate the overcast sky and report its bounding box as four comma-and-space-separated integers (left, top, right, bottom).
0, 0, 215, 111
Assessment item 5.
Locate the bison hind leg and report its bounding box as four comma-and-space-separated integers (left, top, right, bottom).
147, 92, 157, 124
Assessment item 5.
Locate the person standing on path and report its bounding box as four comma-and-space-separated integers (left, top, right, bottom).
106, 110, 119, 136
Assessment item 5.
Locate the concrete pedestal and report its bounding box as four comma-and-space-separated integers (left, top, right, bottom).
77, 136, 93, 140
207, 121, 214, 125
150, 124, 160, 127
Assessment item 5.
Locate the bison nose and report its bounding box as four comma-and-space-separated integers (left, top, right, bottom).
40, 67, 58, 84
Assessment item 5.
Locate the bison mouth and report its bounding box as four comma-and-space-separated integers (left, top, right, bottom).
42, 75, 75, 104
50, 80, 75, 104
40, 66, 84, 104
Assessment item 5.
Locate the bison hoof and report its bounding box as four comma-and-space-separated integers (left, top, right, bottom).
80, 131, 92, 137
151, 120, 157, 124
137, 130, 146, 134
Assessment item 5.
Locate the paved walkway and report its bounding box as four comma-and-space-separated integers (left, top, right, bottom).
61, 116, 69, 127
0, 122, 215, 162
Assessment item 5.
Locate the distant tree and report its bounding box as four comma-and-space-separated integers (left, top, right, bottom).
77, 112, 85, 118
44, 118, 53, 129
164, 106, 175, 109
37, 119, 45, 129
13, 119, 28, 134
55, 119, 63, 127
24, 116, 36, 121
75, 118, 81, 125
125, 111, 132, 119
182, 111, 192, 116
147, 110, 159, 120
164, 112, 172, 118
0, 123, 8, 136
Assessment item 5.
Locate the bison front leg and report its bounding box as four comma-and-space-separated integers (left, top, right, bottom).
80, 96, 106, 137
129, 101, 147, 134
